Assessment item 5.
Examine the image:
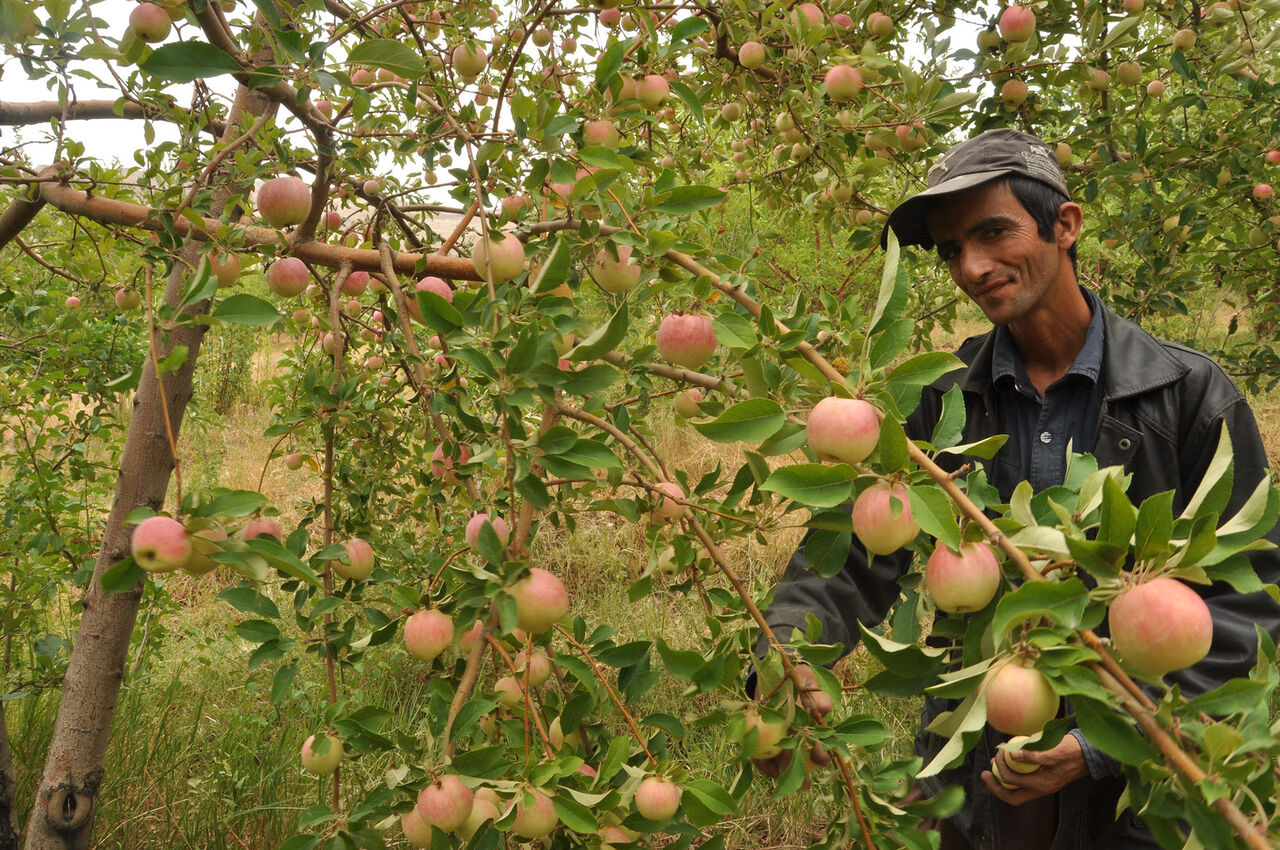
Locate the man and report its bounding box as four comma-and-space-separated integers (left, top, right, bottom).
760, 129, 1280, 849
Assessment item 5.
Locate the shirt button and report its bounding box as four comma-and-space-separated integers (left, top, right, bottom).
1039, 431, 1053, 444
1118, 438, 1132, 450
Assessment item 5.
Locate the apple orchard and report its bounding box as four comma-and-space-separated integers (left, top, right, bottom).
1, 0, 1280, 846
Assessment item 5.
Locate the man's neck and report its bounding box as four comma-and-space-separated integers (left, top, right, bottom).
1005, 282, 1093, 394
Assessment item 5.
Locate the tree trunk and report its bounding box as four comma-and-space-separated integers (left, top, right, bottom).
0, 700, 17, 850
21, 81, 278, 850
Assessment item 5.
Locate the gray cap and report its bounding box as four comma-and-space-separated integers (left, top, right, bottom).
882, 129, 1070, 249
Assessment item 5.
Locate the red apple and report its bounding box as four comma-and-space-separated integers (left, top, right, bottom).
1108, 577, 1212, 675
205, 252, 241, 288
300, 732, 343, 775
240, 518, 283, 541
401, 809, 432, 848
65, 296, 80, 308
634, 776, 681, 820
805, 397, 880, 464
257, 176, 311, 228
997, 5, 1035, 42
1253, 183, 1274, 201
823, 65, 863, 101
512, 787, 557, 838
851, 480, 919, 555
465, 513, 510, 550
637, 74, 670, 109
984, 661, 1058, 736
267, 257, 309, 297
925, 542, 1001, 613
131, 515, 192, 573
508, 568, 570, 633
738, 41, 765, 69
334, 537, 374, 580
1265, 150, 1280, 165
129, 2, 171, 42
592, 244, 641, 293
416, 774, 474, 833
656, 313, 715, 369
471, 232, 525, 282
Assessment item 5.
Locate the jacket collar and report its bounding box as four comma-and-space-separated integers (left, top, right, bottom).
958, 297, 1188, 401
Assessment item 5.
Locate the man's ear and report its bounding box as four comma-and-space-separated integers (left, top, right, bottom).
1056, 202, 1083, 248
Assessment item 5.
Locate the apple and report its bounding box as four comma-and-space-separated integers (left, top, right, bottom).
673, 388, 703, 419
823, 65, 863, 101
494, 675, 524, 708
184, 523, 228, 576
459, 795, 500, 839
851, 480, 919, 555
1088, 68, 1111, 91
634, 776, 681, 820
866, 11, 893, 37
599, 6, 621, 26
656, 313, 715, 370
131, 515, 192, 573
361, 178, 382, 196
205, 252, 241, 288
430, 444, 470, 481
401, 809, 432, 848
997, 5, 1035, 42
651, 481, 688, 523
805, 397, 880, 464
416, 774, 474, 833
583, 118, 620, 148
129, 3, 171, 42
984, 661, 1058, 736
240, 519, 283, 541
300, 732, 343, 775
1116, 60, 1143, 85
508, 568, 570, 633
1265, 149, 1280, 165
257, 176, 311, 228
791, 3, 823, 27
512, 787, 557, 838
601, 826, 640, 849
332, 537, 373, 580
998, 735, 1042, 775
452, 43, 487, 81
1254, 183, 1274, 201
592, 244, 641, 293
1054, 142, 1072, 167
547, 715, 583, 750
267, 258, 309, 297
65, 296, 80, 308
314, 99, 334, 119
531, 27, 551, 46
1171, 28, 1196, 51
637, 74, 670, 109
471, 232, 525, 282
743, 709, 787, 759
739, 41, 765, 69
514, 646, 553, 686
925, 541, 1001, 613
1108, 576, 1212, 675
115, 288, 141, 311
350, 68, 374, 87
501, 194, 528, 219
1000, 78, 1029, 107
720, 102, 742, 122
465, 513, 510, 550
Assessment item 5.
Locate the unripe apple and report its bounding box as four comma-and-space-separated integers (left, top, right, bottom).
998, 735, 1042, 775
300, 732, 343, 775
1054, 142, 1072, 167
583, 118, 620, 148
637, 74, 670, 109
465, 512, 510, 550
416, 774, 474, 833
514, 646, 553, 686
1108, 577, 1212, 675
738, 41, 765, 69
997, 5, 1035, 42
656, 313, 715, 369
866, 11, 893, 37
471, 232, 525, 282
333, 537, 374, 580
508, 568, 570, 633
851, 480, 919, 555
984, 661, 1058, 736
743, 709, 787, 759
592, 244, 641, 293
459, 796, 500, 839
115, 288, 142, 311
512, 787, 557, 838
531, 27, 551, 46
240, 518, 283, 541
925, 541, 1001, 613
451, 43, 487, 81
257, 176, 311, 228
823, 65, 863, 101
267, 257, 309, 297
977, 27, 1001, 51
1115, 60, 1143, 85
129, 3, 172, 42
674, 388, 703, 419
805, 397, 880, 464
1000, 78, 1028, 107
494, 675, 524, 708
205, 252, 241, 288
720, 102, 743, 122
1254, 183, 1274, 201
401, 809, 432, 847
184, 523, 227, 575
634, 776, 681, 820
131, 515, 192, 573
1171, 28, 1196, 51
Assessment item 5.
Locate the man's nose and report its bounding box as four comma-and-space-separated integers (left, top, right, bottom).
957, 244, 995, 285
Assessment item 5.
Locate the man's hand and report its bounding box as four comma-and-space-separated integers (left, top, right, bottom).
981, 734, 1089, 805
751, 663, 834, 779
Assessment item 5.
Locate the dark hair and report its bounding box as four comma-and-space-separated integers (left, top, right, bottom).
1002, 175, 1078, 274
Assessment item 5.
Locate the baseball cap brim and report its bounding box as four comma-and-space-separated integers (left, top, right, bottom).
881, 167, 1026, 250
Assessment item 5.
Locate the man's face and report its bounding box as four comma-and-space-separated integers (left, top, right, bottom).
924, 181, 1072, 328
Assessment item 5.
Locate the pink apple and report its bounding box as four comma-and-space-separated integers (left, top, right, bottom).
465, 513, 510, 550
806, 397, 880, 464
673, 388, 703, 419
651, 481, 688, 522
984, 661, 1058, 736
129, 3, 171, 42
459, 796, 500, 839
656, 313, 716, 369
925, 542, 1001, 613
599, 6, 621, 26
738, 41, 766, 69
471, 232, 525, 282
184, 523, 228, 576
333, 537, 374, 580
64, 295, 81, 308
851, 480, 919, 555
592, 244, 641, 293
452, 43, 487, 81
205, 252, 241, 288
1108, 577, 1212, 675
512, 787, 557, 838
494, 675, 524, 708
416, 275, 455, 302
501, 194, 528, 219
240, 518, 283, 541
257, 176, 312, 228
508, 568, 570, 633
341, 270, 369, 296
634, 776, 681, 820
267, 257, 309, 297
416, 774, 474, 833
791, 3, 823, 27
583, 119, 620, 148
350, 68, 374, 87
1254, 183, 1274, 201
637, 74, 670, 109
997, 5, 1035, 42
300, 732, 343, 775
1146, 79, 1166, 97
131, 515, 192, 573
1000, 78, 1029, 107
824, 65, 863, 101
866, 11, 893, 37
401, 809, 432, 847
430, 444, 470, 481
1265, 149, 1280, 165
361, 178, 382, 196
832, 12, 854, 28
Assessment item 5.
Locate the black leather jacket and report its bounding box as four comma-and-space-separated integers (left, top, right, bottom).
764, 303, 1280, 849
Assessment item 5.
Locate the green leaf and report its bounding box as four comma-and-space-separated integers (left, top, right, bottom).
670, 15, 710, 43
761, 463, 856, 509
577, 146, 634, 171
930, 385, 966, 449
212, 294, 281, 326
1073, 697, 1160, 766
217, 586, 280, 619
593, 41, 625, 92
876, 412, 909, 473
413, 290, 462, 333
713, 312, 758, 350
140, 42, 243, 83
346, 38, 426, 78
1133, 490, 1174, 562
234, 619, 280, 643
1098, 473, 1137, 548
656, 637, 706, 681
869, 317, 912, 370
936, 434, 1008, 460
907, 484, 961, 551
653, 185, 726, 215
569, 303, 628, 361
552, 794, 598, 833
888, 351, 963, 390
199, 489, 268, 518
693, 399, 785, 443
1183, 679, 1273, 716
1180, 425, 1234, 521
869, 231, 905, 336
991, 579, 1089, 640
528, 235, 572, 294
667, 79, 704, 126
100, 558, 143, 595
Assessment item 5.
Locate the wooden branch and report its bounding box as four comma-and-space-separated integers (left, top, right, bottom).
0, 179, 45, 252
0, 99, 226, 136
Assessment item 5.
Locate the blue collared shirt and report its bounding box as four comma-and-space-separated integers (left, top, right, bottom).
988, 287, 1106, 497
